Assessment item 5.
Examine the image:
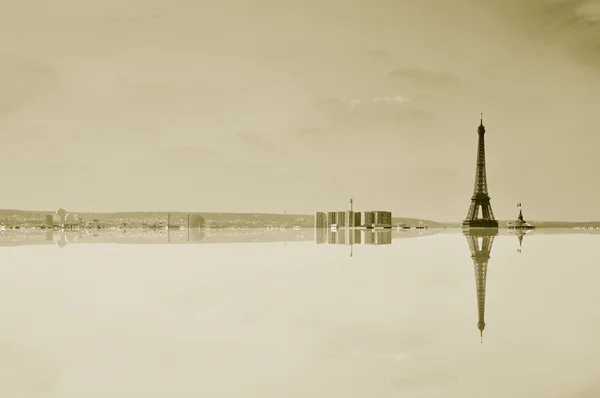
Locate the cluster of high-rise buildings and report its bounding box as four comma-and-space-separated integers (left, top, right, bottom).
315, 199, 392, 229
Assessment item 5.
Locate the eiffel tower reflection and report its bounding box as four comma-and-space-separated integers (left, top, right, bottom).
463, 229, 498, 343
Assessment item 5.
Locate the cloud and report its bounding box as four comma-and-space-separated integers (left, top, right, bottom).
310, 95, 434, 136
348, 95, 411, 107
389, 68, 461, 87
506, 0, 600, 68
576, 0, 600, 22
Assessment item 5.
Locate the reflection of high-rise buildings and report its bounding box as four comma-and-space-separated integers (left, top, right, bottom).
316, 227, 326, 244
318, 229, 391, 246
352, 229, 361, 244
373, 229, 392, 245
363, 229, 375, 244
463, 229, 498, 343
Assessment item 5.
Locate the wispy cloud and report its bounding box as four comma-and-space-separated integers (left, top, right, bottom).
505, 0, 600, 69
389, 68, 461, 87
576, 1, 600, 22
348, 95, 411, 107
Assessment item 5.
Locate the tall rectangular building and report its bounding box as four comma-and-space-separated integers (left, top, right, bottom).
327, 212, 337, 227
345, 210, 355, 228
315, 212, 327, 229
373, 211, 392, 228
336, 211, 346, 227
361, 211, 375, 228
353, 212, 361, 227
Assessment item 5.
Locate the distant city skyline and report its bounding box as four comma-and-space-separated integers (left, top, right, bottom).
2, 0, 600, 222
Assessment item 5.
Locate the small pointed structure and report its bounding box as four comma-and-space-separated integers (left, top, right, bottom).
507, 204, 535, 230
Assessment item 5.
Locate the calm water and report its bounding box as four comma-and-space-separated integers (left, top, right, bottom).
1, 228, 599, 398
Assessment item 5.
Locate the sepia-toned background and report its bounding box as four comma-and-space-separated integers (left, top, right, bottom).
1, 0, 599, 221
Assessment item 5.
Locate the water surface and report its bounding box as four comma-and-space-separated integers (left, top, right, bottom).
0, 229, 598, 397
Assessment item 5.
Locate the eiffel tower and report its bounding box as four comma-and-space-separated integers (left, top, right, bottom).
462, 115, 499, 230
464, 229, 497, 343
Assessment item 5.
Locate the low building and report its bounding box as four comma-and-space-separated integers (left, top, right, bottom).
52, 208, 68, 226
66, 213, 79, 225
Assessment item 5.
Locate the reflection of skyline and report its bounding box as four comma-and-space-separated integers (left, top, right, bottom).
463, 229, 498, 343
0, 228, 312, 247
316, 228, 392, 258
316, 228, 392, 246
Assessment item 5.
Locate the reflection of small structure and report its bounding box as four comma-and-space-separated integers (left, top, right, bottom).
189, 214, 205, 228
188, 228, 205, 242
506, 208, 535, 230
51, 231, 79, 248
507, 228, 532, 253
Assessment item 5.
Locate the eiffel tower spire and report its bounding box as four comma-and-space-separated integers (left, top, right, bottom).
464, 229, 497, 343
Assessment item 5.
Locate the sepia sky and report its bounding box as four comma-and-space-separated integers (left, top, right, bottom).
1, 0, 600, 221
